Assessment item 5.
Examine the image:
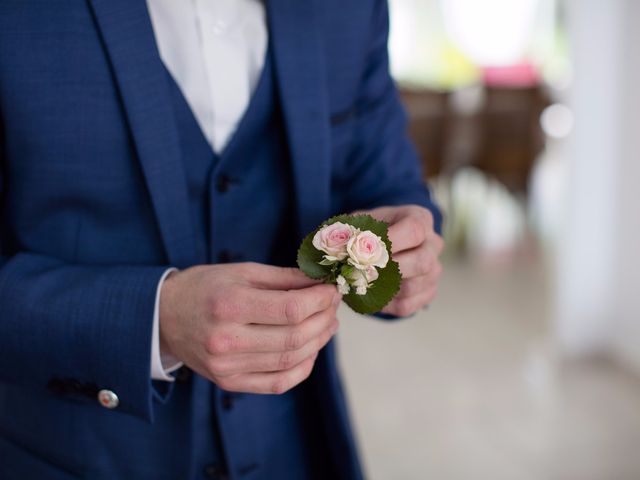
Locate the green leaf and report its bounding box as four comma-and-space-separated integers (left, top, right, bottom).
296, 213, 402, 314
343, 259, 401, 314
297, 228, 331, 280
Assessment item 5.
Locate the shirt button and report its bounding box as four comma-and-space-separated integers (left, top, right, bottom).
203, 463, 228, 479
216, 174, 231, 193
97, 389, 119, 409
212, 20, 227, 35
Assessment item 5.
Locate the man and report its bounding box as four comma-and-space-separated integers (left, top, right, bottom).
0, 0, 443, 478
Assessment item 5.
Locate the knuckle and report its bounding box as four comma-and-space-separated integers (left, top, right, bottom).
207, 333, 235, 355
215, 377, 232, 391
319, 309, 334, 327
209, 296, 232, 320
427, 285, 439, 302
207, 357, 228, 376
410, 218, 425, 246
319, 323, 335, 348
316, 334, 327, 352
240, 262, 258, 272
278, 351, 296, 370
397, 284, 410, 299
283, 267, 301, 280
270, 375, 291, 395
404, 279, 422, 297
239, 262, 260, 278
421, 208, 434, 226
395, 298, 415, 317
284, 296, 302, 324
419, 250, 434, 275
432, 260, 443, 279
234, 263, 249, 275
303, 360, 315, 379
285, 327, 305, 351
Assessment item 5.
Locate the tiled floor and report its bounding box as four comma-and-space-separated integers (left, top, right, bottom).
337, 254, 640, 480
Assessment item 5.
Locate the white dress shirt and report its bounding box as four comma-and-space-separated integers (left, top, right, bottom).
146, 0, 268, 380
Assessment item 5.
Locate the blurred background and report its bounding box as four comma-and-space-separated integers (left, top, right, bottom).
336, 0, 640, 478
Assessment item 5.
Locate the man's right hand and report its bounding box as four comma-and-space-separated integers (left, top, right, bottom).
159, 262, 340, 394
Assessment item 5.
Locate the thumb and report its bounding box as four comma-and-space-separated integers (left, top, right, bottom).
247, 263, 321, 291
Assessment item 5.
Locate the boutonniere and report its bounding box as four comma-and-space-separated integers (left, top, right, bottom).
297, 214, 401, 314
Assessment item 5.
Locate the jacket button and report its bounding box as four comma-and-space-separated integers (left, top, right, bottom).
203, 463, 228, 479
97, 389, 119, 409
216, 174, 231, 193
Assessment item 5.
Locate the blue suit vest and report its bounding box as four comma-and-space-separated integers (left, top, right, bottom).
163, 46, 333, 479
167, 48, 296, 268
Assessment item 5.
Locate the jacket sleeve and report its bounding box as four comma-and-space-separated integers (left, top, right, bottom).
339, 0, 443, 235
0, 139, 171, 423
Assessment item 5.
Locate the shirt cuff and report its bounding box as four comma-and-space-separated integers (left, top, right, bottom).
151, 268, 183, 381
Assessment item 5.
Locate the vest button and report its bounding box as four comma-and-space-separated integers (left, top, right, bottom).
216, 174, 231, 193
218, 250, 232, 263
203, 463, 228, 479
221, 393, 234, 410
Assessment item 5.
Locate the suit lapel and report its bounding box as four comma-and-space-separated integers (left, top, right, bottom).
267, 0, 332, 237
88, 0, 198, 268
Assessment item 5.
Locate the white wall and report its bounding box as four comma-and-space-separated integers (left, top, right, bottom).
610, 0, 640, 372
556, 0, 640, 372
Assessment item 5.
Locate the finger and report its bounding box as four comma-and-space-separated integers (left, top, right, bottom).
214, 307, 337, 354
244, 263, 321, 290
388, 211, 431, 253
431, 233, 446, 256
218, 353, 318, 395
394, 245, 441, 279
210, 319, 338, 376
233, 283, 339, 326
382, 286, 436, 317
395, 275, 432, 300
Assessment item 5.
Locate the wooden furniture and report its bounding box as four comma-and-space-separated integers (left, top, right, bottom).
399, 85, 550, 195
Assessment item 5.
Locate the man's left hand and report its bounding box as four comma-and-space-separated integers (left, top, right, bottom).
355, 205, 444, 317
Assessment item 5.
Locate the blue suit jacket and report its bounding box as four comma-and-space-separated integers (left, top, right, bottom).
0, 0, 442, 478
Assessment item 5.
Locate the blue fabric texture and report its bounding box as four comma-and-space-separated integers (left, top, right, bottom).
0, 0, 442, 478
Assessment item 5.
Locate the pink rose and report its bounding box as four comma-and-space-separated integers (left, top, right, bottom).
347, 230, 389, 270
312, 222, 357, 261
